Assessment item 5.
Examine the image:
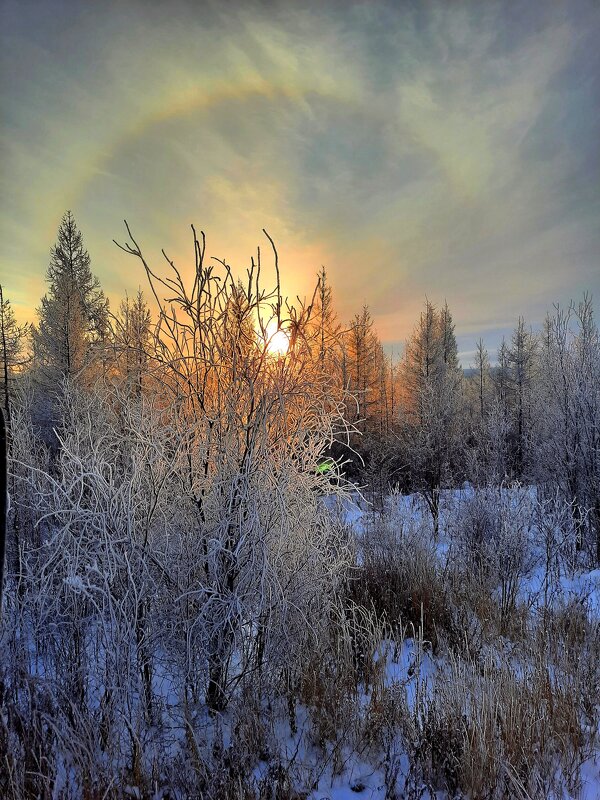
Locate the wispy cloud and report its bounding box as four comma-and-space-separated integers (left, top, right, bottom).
1, 0, 598, 356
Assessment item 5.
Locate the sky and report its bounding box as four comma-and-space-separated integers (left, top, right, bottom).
1, 0, 599, 364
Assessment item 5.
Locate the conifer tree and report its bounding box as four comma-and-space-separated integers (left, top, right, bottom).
0, 285, 29, 424
474, 338, 491, 420
315, 267, 343, 375
32, 211, 107, 389
345, 305, 383, 431
399, 300, 464, 531
506, 317, 537, 478
114, 288, 152, 398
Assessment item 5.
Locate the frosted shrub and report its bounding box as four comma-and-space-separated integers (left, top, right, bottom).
449, 486, 535, 630
0, 229, 355, 797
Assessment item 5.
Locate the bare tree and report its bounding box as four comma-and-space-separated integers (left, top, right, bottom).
0, 406, 6, 616
313, 266, 343, 376
113, 222, 351, 712
536, 297, 600, 558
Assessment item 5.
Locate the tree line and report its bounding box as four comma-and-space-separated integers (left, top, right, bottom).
1, 210, 600, 560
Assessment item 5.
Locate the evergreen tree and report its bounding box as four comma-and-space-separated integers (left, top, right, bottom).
32, 211, 107, 389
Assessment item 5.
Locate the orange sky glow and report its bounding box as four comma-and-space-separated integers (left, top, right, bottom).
1, 0, 598, 364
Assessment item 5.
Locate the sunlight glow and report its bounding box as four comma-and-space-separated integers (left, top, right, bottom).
265, 319, 290, 356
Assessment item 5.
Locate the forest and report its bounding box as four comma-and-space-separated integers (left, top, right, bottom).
0, 211, 599, 799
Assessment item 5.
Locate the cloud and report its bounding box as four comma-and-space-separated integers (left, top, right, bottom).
0, 0, 598, 363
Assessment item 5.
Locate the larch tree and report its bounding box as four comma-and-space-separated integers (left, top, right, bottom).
114, 288, 152, 397
344, 305, 384, 433
463, 338, 496, 484
399, 300, 464, 532
494, 337, 510, 418
0, 285, 29, 424
0, 287, 27, 617
32, 211, 108, 391
339, 305, 392, 486
474, 338, 491, 421
314, 266, 343, 377
573, 297, 600, 561
506, 317, 538, 478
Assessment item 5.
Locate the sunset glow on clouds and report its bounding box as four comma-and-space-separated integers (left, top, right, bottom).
1, 0, 598, 362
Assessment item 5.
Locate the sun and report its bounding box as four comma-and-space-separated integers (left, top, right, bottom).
264, 318, 290, 356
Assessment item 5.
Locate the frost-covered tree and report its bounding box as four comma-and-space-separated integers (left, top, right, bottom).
344, 306, 381, 431
485, 322, 538, 481
314, 266, 343, 376
32, 211, 108, 389
339, 304, 394, 489
536, 297, 600, 558
473, 338, 491, 421
399, 300, 464, 531
0, 285, 29, 424
505, 317, 537, 477
114, 223, 351, 712
113, 288, 152, 397
463, 338, 498, 485
494, 337, 510, 419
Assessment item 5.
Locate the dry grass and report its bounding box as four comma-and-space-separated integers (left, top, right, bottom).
342, 497, 600, 799
1, 491, 598, 800
348, 518, 455, 650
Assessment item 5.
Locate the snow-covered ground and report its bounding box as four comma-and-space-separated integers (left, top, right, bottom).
3, 485, 599, 799
309, 486, 600, 799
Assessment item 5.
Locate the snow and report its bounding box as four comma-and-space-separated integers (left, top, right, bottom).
5, 486, 599, 799
318, 486, 600, 799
